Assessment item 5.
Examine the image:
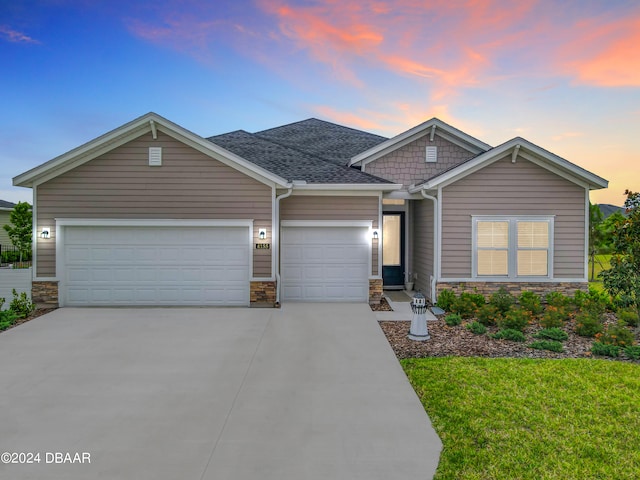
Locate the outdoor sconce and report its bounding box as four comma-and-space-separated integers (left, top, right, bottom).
40, 227, 51, 239
372, 229, 379, 240
258, 228, 267, 240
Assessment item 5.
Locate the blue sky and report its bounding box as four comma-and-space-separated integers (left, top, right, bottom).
1, 0, 639, 205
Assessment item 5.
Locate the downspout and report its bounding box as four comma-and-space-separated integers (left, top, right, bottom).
420, 190, 438, 303
274, 185, 293, 306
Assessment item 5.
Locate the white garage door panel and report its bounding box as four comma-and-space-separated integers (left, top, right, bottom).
62, 226, 250, 306
281, 226, 370, 302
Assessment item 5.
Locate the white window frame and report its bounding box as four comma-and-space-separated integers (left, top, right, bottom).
472, 216, 554, 280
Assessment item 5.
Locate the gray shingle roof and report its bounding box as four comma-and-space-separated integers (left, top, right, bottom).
208, 129, 392, 185
0, 200, 16, 209
254, 118, 388, 167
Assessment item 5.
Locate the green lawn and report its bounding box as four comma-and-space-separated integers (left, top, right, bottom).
589, 254, 611, 286
402, 357, 640, 480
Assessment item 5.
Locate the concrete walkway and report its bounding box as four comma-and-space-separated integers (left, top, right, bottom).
0, 305, 441, 480
375, 291, 438, 322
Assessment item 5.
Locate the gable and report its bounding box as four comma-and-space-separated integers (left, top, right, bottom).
364, 133, 477, 187
14, 112, 288, 189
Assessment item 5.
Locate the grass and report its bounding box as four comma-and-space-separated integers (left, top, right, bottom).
589, 254, 611, 290
402, 357, 640, 480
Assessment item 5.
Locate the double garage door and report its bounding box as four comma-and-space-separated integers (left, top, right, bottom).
281, 225, 370, 302
61, 226, 250, 306
59, 224, 371, 306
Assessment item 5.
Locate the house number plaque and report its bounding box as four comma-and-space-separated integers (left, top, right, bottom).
255, 243, 271, 249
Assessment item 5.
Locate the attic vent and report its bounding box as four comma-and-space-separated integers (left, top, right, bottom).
149, 147, 162, 166
426, 146, 437, 163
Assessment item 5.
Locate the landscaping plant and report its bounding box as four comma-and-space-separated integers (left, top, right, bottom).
436, 289, 456, 312
476, 303, 502, 326
617, 308, 639, 327
545, 291, 570, 308
596, 321, 635, 347
534, 327, 568, 342
466, 321, 487, 335
518, 291, 543, 316
9, 289, 35, 319
574, 311, 604, 337
491, 329, 526, 342
591, 342, 620, 358
489, 287, 515, 314
623, 345, 640, 360
498, 307, 531, 332
540, 305, 568, 328
444, 313, 462, 326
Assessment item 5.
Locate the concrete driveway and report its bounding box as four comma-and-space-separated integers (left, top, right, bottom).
0, 304, 441, 479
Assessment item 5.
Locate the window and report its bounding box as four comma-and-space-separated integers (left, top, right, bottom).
473, 217, 553, 279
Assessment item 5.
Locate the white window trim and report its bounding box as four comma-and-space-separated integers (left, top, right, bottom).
472, 215, 554, 281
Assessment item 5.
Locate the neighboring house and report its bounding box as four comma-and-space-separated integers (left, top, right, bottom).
0, 200, 17, 247
13, 113, 608, 308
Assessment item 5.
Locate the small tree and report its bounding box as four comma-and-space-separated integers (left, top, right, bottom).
2, 202, 32, 263
602, 190, 640, 310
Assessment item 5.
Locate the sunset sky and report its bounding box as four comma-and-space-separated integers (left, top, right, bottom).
1, 0, 638, 206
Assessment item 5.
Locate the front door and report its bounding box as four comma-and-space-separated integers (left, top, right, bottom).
382, 213, 405, 288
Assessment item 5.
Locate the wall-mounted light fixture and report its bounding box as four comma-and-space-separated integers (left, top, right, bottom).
372, 229, 379, 240
41, 227, 51, 239
258, 228, 267, 240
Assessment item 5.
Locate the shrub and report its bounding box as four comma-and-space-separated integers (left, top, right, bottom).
498, 307, 531, 332
0, 309, 18, 330
0, 297, 4, 310
452, 292, 484, 319
519, 291, 543, 316
623, 345, 640, 360
546, 291, 570, 308
445, 313, 462, 326
596, 321, 635, 347
591, 342, 620, 358
534, 327, 569, 342
466, 321, 487, 335
574, 311, 604, 337
491, 329, 526, 342
528, 340, 564, 353
489, 287, 515, 314
572, 290, 590, 310
476, 304, 502, 327
540, 305, 568, 328
617, 308, 640, 327
587, 287, 613, 311
10, 289, 35, 319
436, 289, 456, 312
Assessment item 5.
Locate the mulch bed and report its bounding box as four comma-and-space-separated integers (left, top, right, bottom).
377, 310, 639, 362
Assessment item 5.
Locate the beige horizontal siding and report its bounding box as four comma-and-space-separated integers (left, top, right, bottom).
412, 199, 434, 298
441, 155, 586, 279
36, 131, 273, 278
280, 195, 380, 276
0, 212, 11, 246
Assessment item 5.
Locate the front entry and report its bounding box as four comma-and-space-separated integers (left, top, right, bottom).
382, 213, 405, 289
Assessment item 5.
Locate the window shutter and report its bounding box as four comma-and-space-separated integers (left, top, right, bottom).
149, 147, 162, 166
426, 146, 437, 163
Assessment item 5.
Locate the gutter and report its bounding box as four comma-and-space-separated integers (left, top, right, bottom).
274, 185, 294, 306
419, 189, 439, 303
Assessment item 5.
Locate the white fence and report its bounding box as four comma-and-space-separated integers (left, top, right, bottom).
0, 268, 31, 310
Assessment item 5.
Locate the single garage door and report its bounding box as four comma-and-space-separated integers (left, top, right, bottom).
61, 226, 250, 306
281, 226, 369, 302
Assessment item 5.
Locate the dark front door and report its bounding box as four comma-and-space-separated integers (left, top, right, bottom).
382, 212, 405, 288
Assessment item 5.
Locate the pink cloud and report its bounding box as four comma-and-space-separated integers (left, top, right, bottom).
0, 26, 40, 44
563, 18, 640, 87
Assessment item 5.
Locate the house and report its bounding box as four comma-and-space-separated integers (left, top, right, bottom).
0, 200, 17, 247
13, 113, 608, 308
